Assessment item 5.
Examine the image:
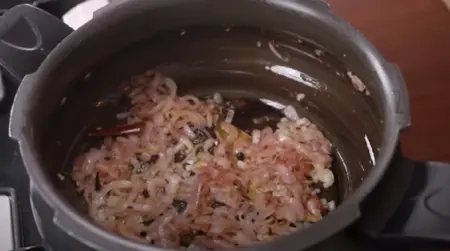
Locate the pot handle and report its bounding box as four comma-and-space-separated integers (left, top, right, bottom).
0, 4, 72, 85
372, 160, 450, 249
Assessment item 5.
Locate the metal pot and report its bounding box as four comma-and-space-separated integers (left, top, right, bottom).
2, 1, 450, 251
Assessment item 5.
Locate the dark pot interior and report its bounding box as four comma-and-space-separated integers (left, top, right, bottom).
33, 25, 383, 238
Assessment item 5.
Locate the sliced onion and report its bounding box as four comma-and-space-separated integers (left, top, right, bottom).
183, 124, 196, 139
172, 142, 185, 154
131, 203, 153, 212
225, 109, 235, 124
166, 174, 181, 195
180, 136, 194, 151
203, 138, 215, 152
106, 195, 124, 207
306, 199, 321, 217
219, 123, 239, 143
73, 71, 336, 247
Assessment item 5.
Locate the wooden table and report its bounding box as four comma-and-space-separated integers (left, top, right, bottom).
329, 0, 450, 163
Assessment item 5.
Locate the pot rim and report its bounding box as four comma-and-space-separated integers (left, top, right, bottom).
11, 0, 403, 250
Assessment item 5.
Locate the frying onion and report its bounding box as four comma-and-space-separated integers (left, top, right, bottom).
72, 72, 334, 249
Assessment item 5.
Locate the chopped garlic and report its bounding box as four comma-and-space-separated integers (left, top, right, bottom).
296, 93, 305, 101
252, 130, 261, 144
314, 49, 324, 57
195, 161, 207, 169
295, 118, 310, 126
225, 109, 235, 123
347, 71, 369, 95
283, 105, 300, 121
213, 92, 223, 104
328, 200, 336, 211
184, 164, 195, 171
310, 168, 334, 188
276, 131, 290, 142
179, 136, 194, 151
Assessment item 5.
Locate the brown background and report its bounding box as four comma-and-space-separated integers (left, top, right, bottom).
330, 0, 450, 163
